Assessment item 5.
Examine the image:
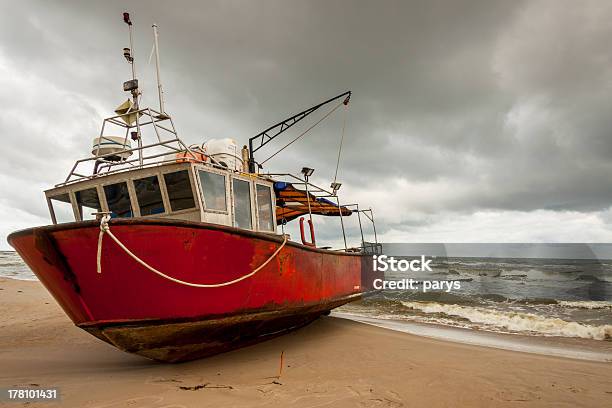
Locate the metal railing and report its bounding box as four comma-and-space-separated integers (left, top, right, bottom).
60, 107, 201, 187
341, 204, 381, 255
266, 173, 380, 254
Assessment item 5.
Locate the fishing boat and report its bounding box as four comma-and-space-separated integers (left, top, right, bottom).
7, 13, 381, 362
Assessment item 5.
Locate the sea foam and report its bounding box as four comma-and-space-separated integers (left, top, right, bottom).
557, 300, 612, 310
400, 301, 612, 340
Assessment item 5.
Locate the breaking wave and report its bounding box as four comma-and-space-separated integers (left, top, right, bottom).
575, 274, 603, 281
557, 300, 612, 310
400, 301, 612, 340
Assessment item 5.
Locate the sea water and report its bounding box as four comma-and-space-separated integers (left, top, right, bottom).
0, 251, 36, 280
338, 256, 612, 342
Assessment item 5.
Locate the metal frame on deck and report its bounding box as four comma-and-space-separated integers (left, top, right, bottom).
341, 204, 381, 255
61, 107, 200, 187
267, 172, 380, 254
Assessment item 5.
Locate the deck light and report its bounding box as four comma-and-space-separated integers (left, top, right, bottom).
301, 167, 314, 178
330, 182, 342, 194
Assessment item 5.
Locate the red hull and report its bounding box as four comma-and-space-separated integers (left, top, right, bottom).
8, 219, 375, 361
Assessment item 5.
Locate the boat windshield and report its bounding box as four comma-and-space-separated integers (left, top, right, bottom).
233, 179, 252, 229
163, 170, 196, 212
256, 184, 274, 232
198, 170, 227, 212
104, 182, 132, 218
49, 194, 74, 223
134, 175, 165, 216
75, 188, 101, 221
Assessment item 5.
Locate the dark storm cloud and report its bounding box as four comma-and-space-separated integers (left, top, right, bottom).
2, 0, 612, 245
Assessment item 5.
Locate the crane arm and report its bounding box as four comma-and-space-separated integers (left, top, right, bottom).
247, 91, 351, 172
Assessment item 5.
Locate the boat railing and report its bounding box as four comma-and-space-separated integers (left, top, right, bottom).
60, 107, 203, 187
266, 172, 336, 199
361, 242, 383, 256
267, 173, 380, 254
341, 204, 380, 254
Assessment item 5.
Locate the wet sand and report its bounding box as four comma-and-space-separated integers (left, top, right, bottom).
333, 312, 612, 362
1, 277, 611, 407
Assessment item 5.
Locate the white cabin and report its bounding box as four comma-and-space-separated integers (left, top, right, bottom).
45, 160, 277, 234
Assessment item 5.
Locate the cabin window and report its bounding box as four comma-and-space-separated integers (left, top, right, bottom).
49, 194, 75, 223
163, 170, 196, 212
134, 175, 165, 216
103, 182, 133, 218
198, 170, 227, 211
75, 188, 101, 221
256, 184, 274, 231
233, 179, 252, 229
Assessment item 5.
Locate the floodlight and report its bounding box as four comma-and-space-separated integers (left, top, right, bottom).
301, 167, 314, 177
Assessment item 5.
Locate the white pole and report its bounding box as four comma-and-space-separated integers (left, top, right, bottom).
128, 24, 136, 81
152, 24, 165, 114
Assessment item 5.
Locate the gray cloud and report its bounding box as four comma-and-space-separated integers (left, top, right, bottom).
2, 0, 612, 248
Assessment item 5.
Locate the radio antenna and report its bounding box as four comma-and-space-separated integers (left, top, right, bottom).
152, 24, 168, 117
123, 13, 136, 81
122, 12, 140, 109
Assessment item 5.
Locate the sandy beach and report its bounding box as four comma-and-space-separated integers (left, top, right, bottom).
1, 277, 611, 407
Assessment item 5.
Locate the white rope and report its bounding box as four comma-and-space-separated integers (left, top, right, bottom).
96, 215, 287, 288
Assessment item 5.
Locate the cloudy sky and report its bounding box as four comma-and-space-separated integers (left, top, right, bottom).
2, 0, 612, 249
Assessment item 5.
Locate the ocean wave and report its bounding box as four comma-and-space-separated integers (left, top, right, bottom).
359, 292, 478, 314
400, 301, 612, 340
557, 300, 612, 310
0, 261, 29, 267
478, 293, 511, 302
364, 291, 564, 307
471, 294, 559, 305
500, 274, 527, 280
383, 291, 478, 305
575, 274, 604, 282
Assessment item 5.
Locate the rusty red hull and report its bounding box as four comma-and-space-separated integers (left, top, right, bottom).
8, 219, 374, 362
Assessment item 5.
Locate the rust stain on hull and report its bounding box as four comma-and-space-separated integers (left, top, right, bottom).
33, 228, 81, 294
81, 297, 356, 363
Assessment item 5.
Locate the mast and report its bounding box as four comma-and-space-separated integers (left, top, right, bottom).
124, 13, 136, 83
122, 12, 143, 166
152, 24, 167, 116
